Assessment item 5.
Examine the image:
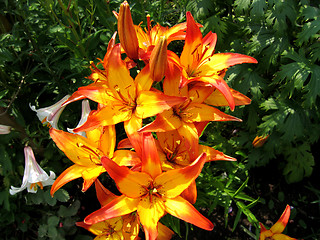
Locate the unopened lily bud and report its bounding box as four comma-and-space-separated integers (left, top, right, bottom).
149, 36, 168, 82
118, 1, 139, 59
252, 135, 269, 148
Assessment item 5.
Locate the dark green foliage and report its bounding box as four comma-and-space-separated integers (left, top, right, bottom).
0, 0, 319, 239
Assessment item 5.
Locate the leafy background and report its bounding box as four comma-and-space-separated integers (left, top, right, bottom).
0, 0, 319, 239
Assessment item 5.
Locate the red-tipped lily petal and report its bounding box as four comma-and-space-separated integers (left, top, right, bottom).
164, 196, 214, 231
141, 133, 162, 179
137, 196, 166, 240
270, 205, 291, 234
85, 195, 139, 225
189, 76, 235, 110
135, 91, 186, 119
155, 153, 207, 198
180, 12, 203, 71
199, 145, 236, 162
198, 53, 258, 76
95, 179, 118, 206
101, 156, 152, 198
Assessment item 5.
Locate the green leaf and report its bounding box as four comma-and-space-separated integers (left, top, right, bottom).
54, 189, 70, 202
38, 224, 48, 238
186, 0, 215, 19
283, 143, 315, 183
48, 216, 60, 227
44, 189, 57, 206
297, 19, 320, 46
304, 65, 320, 107
234, 0, 251, 14
250, 0, 266, 18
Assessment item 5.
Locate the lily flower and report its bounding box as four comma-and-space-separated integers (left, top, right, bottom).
116, 1, 188, 60
9, 146, 55, 195
140, 63, 241, 159
67, 100, 91, 137
30, 95, 71, 129
179, 12, 257, 111
67, 44, 185, 139
49, 125, 140, 195
259, 205, 296, 240
84, 133, 213, 240
0, 124, 11, 134
77, 179, 173, 240
149, 36, 168, 82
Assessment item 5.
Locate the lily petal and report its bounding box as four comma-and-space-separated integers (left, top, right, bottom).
164, 196, 214, 231
141, 133, 162, 179
135, 91, 186, 119
101, 156, 152, 198
270, 205, 291, 234
95, 179, 118, 206
155, 153, 207, 198
85, 195, 139, 225
137, 196, 166, 240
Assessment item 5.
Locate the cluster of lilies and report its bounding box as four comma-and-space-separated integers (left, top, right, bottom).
7, 1, 297, 239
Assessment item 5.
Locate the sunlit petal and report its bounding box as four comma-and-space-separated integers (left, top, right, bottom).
101, 156, 152, 198
95, 179, 118, 206
137, 196, 166, 240
164, 196, 214, 231
155, 153, 207, 198
270, 205, 291, 234
85, 195, 139, 225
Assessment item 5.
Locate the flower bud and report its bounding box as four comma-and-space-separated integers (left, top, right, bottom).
149, 36, 168, 82
118, 1, 139, 59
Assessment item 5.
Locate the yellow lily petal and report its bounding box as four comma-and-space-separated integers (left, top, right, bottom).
112, 150, 140, 167
155, 153, 207, 198
181, 103, 242, 123
107, 44, 137, 102
135, 91, 186, 119
122, 214, 140, 240
137, 196, 166, 240
85, 195, 139, 225
205, 87, 251, 107
139, 109, 182, 133
50, 164, 85, 196
49, 128, 102, 166
177, 122, 199, 160
98, 125, 116, 158
272, 234, 297, 240
135, 64, 153, 92
101, 156, 152, 198
164, 196, 214, 231
124, 114, 143, 156
74, 104, 132, 133
82, 166, 105, 192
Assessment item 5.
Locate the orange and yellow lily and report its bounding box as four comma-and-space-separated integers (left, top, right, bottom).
49, 126, 140, 195
259, 205, 297, 240
67, 44, 185, 140
179, 12, 257, 111
140, 63, 241, 159
84, 133, 213, 240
